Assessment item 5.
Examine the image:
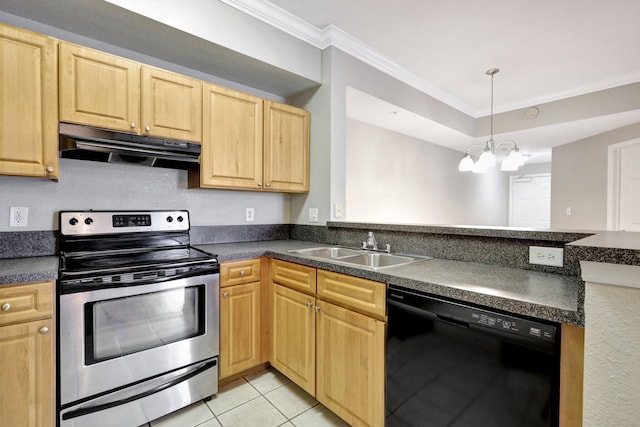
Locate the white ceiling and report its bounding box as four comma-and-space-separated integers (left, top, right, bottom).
260, 0, 640, 163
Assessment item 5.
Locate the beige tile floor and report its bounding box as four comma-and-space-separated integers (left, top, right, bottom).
144, 368, 350, 427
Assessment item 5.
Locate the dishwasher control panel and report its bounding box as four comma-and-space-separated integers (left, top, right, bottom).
387, 285, 557, 344
470, 311, 556, 342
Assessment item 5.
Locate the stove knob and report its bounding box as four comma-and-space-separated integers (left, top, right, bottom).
177, 216, 184, 222
84, 217, 93, 225
69, 218, 78, 226
166, 216, 173, 223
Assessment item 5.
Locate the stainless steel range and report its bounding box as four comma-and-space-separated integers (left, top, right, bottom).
57, 210, 219, 427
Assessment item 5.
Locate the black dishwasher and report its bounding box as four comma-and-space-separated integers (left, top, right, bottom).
386, 285, 560, 427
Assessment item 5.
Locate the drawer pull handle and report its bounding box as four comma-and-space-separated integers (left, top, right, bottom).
1, 303, 10, 311
223, 292, 229, 298
39, 326, 49, 335
240, 270, 246, 276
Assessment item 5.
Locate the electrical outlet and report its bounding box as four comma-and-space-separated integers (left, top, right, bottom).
245, 208, 254, 222
309, 208, 318, 223
528, 246, 563, 267
10, 207, 29, 227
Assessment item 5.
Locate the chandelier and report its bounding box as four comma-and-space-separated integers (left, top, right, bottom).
458, 68, 524, 173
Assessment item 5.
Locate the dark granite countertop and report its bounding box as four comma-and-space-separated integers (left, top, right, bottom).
197, 240, 583, 326
0, 256, 58, 285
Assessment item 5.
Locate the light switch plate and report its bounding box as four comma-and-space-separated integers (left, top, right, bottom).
529, 246, 563, 267
309, 208, 318, 223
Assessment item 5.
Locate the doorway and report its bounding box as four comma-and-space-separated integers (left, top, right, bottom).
608, 139, 640, 231
509, 173, 551, 228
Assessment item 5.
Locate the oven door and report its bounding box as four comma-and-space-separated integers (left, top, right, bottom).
58, 273, 219, 407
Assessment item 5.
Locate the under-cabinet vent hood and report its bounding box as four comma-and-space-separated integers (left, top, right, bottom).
59, 123, 201, 171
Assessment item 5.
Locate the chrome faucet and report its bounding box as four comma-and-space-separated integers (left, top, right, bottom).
363, 231, 378, 250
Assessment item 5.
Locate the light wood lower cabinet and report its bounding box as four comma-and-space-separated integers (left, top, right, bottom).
219, 259, 267, 380
270, 282, 316, 395
316, 299, 385, 427
0, 282, 54, 427
269, 259, 385, 427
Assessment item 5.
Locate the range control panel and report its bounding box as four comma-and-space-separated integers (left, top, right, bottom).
60, 211, 189, 236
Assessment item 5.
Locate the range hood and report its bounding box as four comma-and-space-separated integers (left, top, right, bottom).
59, 123, 201, 171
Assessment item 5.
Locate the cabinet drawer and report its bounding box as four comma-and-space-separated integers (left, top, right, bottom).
0, 282, 53, 326
317, 270, 386, 320
270, 259, 316, 295
221, 259, 261, 287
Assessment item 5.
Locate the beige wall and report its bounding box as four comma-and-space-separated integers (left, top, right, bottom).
551, 123, 640, 230
346, 119, 510, 226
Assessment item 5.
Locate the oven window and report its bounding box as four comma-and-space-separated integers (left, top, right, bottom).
85, 285, 205, 364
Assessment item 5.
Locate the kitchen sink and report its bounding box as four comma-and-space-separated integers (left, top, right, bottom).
288, 246, 430, 270
289, 246, 363, 258
334, 253, 420, 268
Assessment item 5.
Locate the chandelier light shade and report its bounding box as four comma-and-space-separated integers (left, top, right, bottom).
458, 68, 526, 173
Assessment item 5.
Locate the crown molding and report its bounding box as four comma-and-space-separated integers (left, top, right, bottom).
219, 0, 476, 116
218, 0, 324, 48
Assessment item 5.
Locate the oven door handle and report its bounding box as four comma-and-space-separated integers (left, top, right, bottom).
61, 359, 217, 421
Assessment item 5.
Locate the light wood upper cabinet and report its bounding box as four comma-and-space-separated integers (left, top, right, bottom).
193, 83, 310, 193
264, 100, 310, 193
198, 83, 263, 189
59, 42, 140, 133
0, 282, 55, 427
0, 23, 58, 179
59, 42, 202, 142
140, 66, 202, 142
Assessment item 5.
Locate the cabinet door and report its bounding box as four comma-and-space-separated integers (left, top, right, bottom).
140, 66, 202, 143
316, 300, 385, 427
199, 83, 263, 189
0, 318, 54, 427
0, 24, 58, 179
270, 283, 316, 395
219, 282, 262, 379
59, 42, 140, 132
263, 100, 310, 193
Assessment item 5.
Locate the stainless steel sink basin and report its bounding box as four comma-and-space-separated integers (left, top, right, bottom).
288, 246, 430, 270
289, 247, 363, 258
335, 253, 419, 268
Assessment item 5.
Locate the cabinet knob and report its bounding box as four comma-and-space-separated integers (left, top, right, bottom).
240, 270, 246, 276
223, 292, 229, 298
145, 125, 151, 132
46, 166, 54, 173
306, 302, 313, 308
315, 305, 320, 312
1, 303, 10, 311
266, 183, 271, 187
130, 122, 136, 129
39, 326, 49, 335
257, 182, 263, 187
